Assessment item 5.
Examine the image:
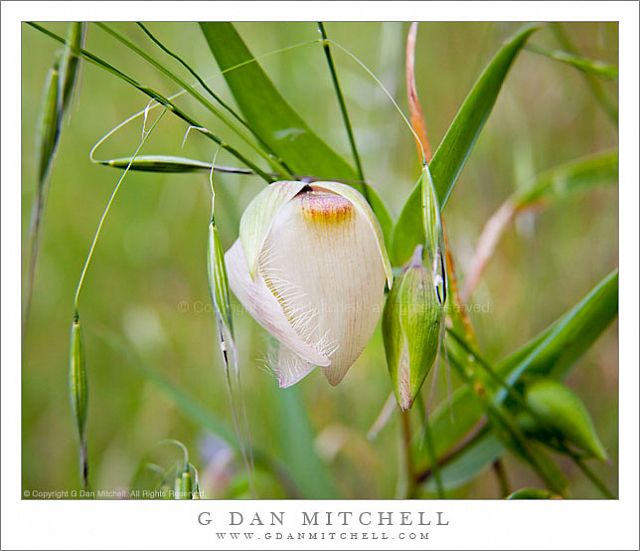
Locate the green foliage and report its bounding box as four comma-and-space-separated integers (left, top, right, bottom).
392, 24, 539, 266
415, 271, 617, 487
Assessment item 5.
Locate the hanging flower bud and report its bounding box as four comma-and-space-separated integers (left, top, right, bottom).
226, 181, 392, 388
382, 245, 444, 410
525, 378, 607, 461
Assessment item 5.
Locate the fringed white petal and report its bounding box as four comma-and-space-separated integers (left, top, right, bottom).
258, 188, 387, 385
225, 240, 331, 367
311, 181, 393, 288
274, 346, 316, 389
239, 181, 307, 278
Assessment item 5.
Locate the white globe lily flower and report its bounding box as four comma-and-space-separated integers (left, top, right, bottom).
226, 181, 393, 388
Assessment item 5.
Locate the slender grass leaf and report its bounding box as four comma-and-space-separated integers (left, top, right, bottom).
496, 270, 618, 388
275, 385, 339, 498
526, 44, 618, 80
96, 22, 284, 175
392, 24, 539, 266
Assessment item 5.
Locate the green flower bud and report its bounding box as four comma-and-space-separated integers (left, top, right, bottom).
383, 246, 444, 410
525, 378, 607, 461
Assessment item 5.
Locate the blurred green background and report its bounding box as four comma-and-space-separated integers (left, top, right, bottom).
22, 22, 618, 498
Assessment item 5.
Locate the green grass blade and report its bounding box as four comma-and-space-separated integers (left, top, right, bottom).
274, 386, 339, 498
438, 326, 612, 496
514, 150, 618, 208
391, 24, 539, 266
415, 270, 617, 473
526, 44, 618, 80
497, 270, 618, 385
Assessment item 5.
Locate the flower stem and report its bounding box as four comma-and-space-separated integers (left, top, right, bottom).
492, 458, 511, 498
422, 408, 445, 498
73, 109, 167, 309
400, 408, 416, 498
317, 23, 367, 193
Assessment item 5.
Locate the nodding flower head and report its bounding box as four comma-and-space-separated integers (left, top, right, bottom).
225, 181, 392, 388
